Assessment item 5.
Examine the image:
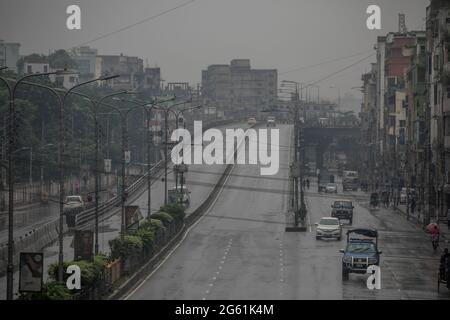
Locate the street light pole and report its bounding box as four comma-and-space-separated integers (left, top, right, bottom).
0, 69, 63, 299
62, 75, 119, 267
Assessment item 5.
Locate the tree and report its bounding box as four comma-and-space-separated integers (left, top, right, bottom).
48, 49, 78, 70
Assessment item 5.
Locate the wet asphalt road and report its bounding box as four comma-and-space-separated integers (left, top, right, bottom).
127, 124, 450, 300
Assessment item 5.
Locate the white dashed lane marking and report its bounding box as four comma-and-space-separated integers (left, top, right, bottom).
202, 237, 233, 300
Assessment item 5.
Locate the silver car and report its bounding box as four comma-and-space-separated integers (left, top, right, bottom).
315, 217, 342, 240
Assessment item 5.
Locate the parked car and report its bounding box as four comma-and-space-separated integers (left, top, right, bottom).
331, 199, 354, 224
325, 183, 338, 194
248, 117, 257, 125
339, 228, 381, 280
315, 217, 342, 240
63, 195, 85, 211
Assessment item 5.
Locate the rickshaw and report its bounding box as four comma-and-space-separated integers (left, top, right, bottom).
370, 192, 379, 209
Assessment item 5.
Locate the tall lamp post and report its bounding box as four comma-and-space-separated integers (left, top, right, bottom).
59, 74, 119, 279
113, 97, 174, 218
156, 99, 191, 205
168, 105, 203, 190
0, 68, 66, 299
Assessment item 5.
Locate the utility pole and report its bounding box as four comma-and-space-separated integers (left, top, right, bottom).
293, 89, 300, 226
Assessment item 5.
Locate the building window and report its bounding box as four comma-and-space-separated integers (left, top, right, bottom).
70, 76, 76, 83
44, 65, 48, 73
399, 120, 406, 127
27, 65, 32, 73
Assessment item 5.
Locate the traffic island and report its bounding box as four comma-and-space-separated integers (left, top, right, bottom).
285, 209, 307, 232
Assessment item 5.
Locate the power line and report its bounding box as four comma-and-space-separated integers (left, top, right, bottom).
74, 0, 198, 48
304, 53, 376, 88
279, 49, 373, 75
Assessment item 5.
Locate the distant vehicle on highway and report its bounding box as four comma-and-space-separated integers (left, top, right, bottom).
340, 228, 381, 280
325, 183, 338, 194
342, 170, 359, 191
318, 170, 335, 192
331, 199, 354, 225
315, 217, 342, 240
63, 195, 85, 211
247, 117, 257, 125
266, 116, 276, 127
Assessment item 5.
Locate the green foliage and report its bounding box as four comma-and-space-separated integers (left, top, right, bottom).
48, 255, 108, 289
48, 49, 78, 69
160, 204, 185, 221
140, 218, 165, 232
133, 228, 155, 250
151, 212, 174, 227
109, 235, 143, 260
18, 281, 73, 300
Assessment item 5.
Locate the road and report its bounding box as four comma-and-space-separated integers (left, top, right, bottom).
0, 121, 247, 300
127, 124, 450, 300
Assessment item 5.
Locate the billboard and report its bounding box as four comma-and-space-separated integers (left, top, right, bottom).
74, 230, 93, 261
19, 252, 43, 293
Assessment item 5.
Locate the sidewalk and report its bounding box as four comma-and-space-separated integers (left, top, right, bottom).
393, 203, 450, 239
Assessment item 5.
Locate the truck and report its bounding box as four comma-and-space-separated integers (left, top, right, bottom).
342, 170, 359, 191
317, 170, 335, 192
339, 228, 382, 280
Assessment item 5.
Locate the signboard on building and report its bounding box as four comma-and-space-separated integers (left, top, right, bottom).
19, 252, 43, 293
74, 230, 93, 261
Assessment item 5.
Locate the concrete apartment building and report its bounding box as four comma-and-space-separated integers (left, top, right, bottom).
426, 0, 450, 219
95, 53, 144, 90
202, 59, 277, 118
71, 46, 98, 82
0, 40, 20, 73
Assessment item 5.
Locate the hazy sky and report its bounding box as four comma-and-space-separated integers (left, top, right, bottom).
0, 0, 429, 101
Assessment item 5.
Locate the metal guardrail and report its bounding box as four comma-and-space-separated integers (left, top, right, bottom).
69, 160, 165, 228
69, 119, 242, 228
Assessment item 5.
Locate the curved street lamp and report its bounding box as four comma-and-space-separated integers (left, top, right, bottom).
0, 68, 65, 299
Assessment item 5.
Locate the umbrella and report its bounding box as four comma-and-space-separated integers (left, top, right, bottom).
426, 222, 439, 233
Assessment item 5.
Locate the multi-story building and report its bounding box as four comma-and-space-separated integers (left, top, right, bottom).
70, 46, 98, 82
202, 59, 277, 119
360, 63, 378, 189
404, 31, 427, 214
0, 40, 20, 73
95, 53, 144, 90
22, 56, 50, 74
142, 67, 161, 93
426, 0, 450, 220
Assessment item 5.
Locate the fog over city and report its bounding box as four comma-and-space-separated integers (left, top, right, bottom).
0, 0, 427, 109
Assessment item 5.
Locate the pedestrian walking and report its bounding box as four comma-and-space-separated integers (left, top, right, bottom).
411, 198, 416, 214
306, 179, 310, 190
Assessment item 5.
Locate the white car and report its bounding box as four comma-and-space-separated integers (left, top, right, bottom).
325, 183, 338, 194
63, 195, 85, 211
315, 217, 342, 240
248, 117, 257, 125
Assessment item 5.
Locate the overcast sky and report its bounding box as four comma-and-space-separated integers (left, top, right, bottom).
0, 0, 429, 102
